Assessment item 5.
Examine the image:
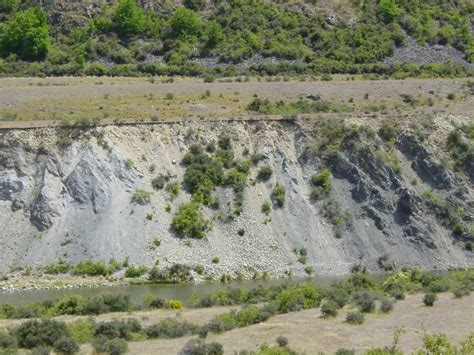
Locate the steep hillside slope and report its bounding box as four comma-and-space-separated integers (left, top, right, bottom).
0, 113, 472, 279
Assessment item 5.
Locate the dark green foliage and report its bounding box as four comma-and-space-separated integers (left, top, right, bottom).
311, 168, 331, 200
172, 202, 209, 239
131, 189, 152, 205
346, 311, 364, 325
93, 319, 141, 341
1, 7, 50, 60
276, 336, 289, 347
145, 319, 197, 339
53, 336, 79, 355
271, 184, 286, 208
14, 319, 71, 349
257, 166, 273, 181
321, 301, 338, 317
336, 349, 356, 355
151, 174, 169, 190
423, 292, 437, 306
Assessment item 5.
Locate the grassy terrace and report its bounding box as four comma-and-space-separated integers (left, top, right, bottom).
0, 77, 472, 126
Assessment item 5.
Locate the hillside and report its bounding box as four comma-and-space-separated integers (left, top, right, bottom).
0, 0, 473, 78
0, 77, 472, 281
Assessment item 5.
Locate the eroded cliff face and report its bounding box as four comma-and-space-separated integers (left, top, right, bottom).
0, 115, 472, 279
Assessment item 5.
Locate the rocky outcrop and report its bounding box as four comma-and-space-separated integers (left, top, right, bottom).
0, 120, 472, 278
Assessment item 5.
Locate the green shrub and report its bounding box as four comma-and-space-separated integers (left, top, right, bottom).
172, 202, 209, 239
346, 311, 364, 325
261, 201, 271, 214
277, 283, 320, 312
44, 260, 71, 274
148, 264, 193, 283
423, 293, 437, 306
212, 257, 220, 264
94, 319, 141, 341
131, 189, 152, 205
151, 174, 169, 190
353, 291, 376, 313
321, 301, 338, 317
125, 265, 147, 278
276, 336, 289, 347
73, 260, 112, 276
271, 184, 286, 208
14, 319, 72, 349
378, 123, 399, 143
257, 166, 273, 181
53, 336, 79, 355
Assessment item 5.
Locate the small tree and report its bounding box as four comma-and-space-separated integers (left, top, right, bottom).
170, 8, 201, 39
113, 0, 145, 38
1, 7, 50, 60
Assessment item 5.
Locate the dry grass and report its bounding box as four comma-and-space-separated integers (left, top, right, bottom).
0, 77, 471, 125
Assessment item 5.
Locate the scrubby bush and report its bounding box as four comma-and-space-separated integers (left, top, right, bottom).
346, 311, 364, 325
271, 184, 286, 208
53, 336, 79, 355
378, 123, 399, 143
94, 319, 141, 341
321, 301, 338, 317
131, 189, 152, 205
14, 319, 72, 349
93, 337, 128, 355
353, 291, 377, 313
276, 336, 289, 347
151, 174, 169, 190
257, 166, 273, 181
169, 8, 201, 39
145, 319, 197, 339
73, 260, 112, 276
423, 293, 437, 306
125, 265, 148, 278
277, 283, 320, 312
453, 287, 470, 299
261, 201, 271, 214
380, 298, 393, 313
172, 203, 209, 239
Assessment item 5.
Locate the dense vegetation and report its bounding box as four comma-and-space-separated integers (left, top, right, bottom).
0, 268, 472, 353
0, 0, 472, 77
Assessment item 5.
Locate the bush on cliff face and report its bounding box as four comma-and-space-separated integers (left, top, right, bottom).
172, 202, 209, 239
